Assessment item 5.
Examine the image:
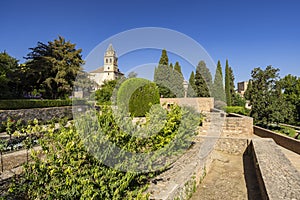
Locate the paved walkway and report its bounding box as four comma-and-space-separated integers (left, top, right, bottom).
190, 151, 261, 200
279, 146, 300, 172
252, 134, 300, 172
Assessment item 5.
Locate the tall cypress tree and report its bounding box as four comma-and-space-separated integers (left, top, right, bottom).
228, 66, 237, 105
174, 61, 183, 77
197, 60, 213, 92
187, 71, 196, 97
225, 59, 232, 106
195, 62, 210, 97
212, 60, 226, 102
154, 49, 184, 97
189, 71, 195, 90
159, 49, 168, 66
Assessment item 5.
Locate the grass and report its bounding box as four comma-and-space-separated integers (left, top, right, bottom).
268, 124, 299, 139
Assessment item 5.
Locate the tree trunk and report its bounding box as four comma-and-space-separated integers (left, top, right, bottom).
1, 151, 3, 172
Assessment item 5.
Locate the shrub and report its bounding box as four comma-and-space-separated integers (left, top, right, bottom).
0, 99, 86, 110
225, 106, 247, 115
280, 126, 296, 138
117, 78, 160, 117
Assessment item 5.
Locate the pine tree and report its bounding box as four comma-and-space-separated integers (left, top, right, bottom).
24, 36, 84, 99
212, 60, 226, 103
159, 49, 168, 66
194, 62, 210, 97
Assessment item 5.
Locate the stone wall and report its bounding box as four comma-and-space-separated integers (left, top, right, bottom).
251, 138, 300, 200
222, 113, 253, 138
146, 141, 215, 200
160, 98, 214, 113
254, 125, 300, 154
0, 106, 74, 126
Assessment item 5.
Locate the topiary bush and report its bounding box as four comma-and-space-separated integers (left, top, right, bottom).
225, 106, 247, 115
117, 78, 160, 117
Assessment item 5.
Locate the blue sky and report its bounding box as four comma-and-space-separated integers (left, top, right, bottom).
1, 0, 300, 85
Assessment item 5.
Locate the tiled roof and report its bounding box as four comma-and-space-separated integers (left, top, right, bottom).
90, 66, 104, 73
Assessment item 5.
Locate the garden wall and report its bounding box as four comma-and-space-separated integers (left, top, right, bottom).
250, 138, 300, 199
160, 98, 214, 113
253, 125, 300, 154
222, 113, 253, 137
0, 106, 74, 127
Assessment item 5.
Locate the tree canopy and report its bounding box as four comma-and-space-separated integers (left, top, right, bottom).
0, 52, 20, 98
95, 79, 118, 104
24, 36, 84, 99
247, 66, 288, 125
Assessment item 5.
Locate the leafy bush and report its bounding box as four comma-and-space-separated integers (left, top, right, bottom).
225, 106, 247, 115
95, 79, 118, 105
117, 78, 160, 117
0, 99, 86, 110
279, 126, 297, 138
6, 104, 200, 199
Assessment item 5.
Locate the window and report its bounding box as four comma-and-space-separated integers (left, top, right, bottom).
106, 58, 108, 63
108, 73, 109, 75
110, 58, 112, 63
108, 67, 110, 70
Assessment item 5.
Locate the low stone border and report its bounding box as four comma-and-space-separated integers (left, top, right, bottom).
254, 126, 300, 154
251, 138, 300, 200
145, 140, 214, 200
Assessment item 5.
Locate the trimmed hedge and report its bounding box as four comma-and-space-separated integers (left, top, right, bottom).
117, 78, 160, 117
225, 106, 247, 115
0, 99, 86, 110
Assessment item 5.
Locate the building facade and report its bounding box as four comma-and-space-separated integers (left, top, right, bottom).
89, 44, 124, 90
237, 81, 248, 97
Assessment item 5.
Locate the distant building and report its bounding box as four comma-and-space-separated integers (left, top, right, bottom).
237, 81, 249, 97
89, 44, 124, 90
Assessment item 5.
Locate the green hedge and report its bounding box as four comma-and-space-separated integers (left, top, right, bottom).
225, 106, 247, 115
0, 99, 86, 110
117, 78, 160, 117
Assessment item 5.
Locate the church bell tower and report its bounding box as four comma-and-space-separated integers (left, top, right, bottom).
104, 44, 118, 73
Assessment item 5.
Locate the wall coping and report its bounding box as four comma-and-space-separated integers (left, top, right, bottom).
253, 125, 300, 154
251, 138, 300, 199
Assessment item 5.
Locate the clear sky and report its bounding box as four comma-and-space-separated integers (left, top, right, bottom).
1, 0, 300, 84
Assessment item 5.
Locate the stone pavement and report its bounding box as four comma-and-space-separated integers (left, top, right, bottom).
279, 146, 300, 172
190, 151, 261, 200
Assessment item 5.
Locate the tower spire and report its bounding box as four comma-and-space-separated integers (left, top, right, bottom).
106, 43, 114, 52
